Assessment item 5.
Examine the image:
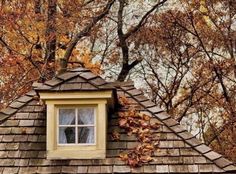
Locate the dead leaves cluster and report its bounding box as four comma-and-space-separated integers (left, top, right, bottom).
116, 95, 160, 167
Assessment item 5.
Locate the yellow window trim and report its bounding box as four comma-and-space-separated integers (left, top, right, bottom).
40, 90, 113, 100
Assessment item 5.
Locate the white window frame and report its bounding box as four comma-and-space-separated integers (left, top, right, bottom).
57, 106, 97, 146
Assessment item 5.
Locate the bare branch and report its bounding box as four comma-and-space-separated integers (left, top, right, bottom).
124, 0, 168, 39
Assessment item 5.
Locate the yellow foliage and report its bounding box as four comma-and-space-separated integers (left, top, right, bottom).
71, 48, 101, 75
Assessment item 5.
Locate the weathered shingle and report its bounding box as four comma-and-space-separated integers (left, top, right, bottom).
195, 144, 211, 154
9, 102, 26, 109
44, 78, 62, 86
204, 151, 222, 161
113, 165, 131, 173
156, 165, 169, 173
1, 108, 18, 115
57, 71, 80, 81
89, 77, 107, 86
17, 96, 33, 103
79, 71, 98, 80
214, 157, 233, 168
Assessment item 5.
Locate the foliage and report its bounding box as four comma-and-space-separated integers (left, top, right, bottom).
117, 96, 160, 167
0, 0, 113, 108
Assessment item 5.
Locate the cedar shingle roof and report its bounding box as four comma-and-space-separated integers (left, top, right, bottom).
33, 67, 113, 91
0, 67, 235, 174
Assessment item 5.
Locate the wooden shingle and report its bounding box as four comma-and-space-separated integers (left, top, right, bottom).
79, 71, 98, 80
9, 102, 26, 109
1, 108, 17, 115
57, 72, 80, 81
44, 78, 62, 86
204, 151, 222, 161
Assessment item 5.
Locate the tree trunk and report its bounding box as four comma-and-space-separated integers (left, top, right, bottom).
45, 0, 57, 62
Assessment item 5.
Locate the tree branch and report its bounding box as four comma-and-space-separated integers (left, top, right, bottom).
59, 0, 116, 73
117, 0, 168, 81
124, 0, 168, 39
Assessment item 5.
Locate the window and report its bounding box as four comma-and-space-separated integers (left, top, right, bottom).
58, 107, 95, 145
38, 91, 113, 159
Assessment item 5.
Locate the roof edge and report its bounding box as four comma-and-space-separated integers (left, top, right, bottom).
117, 85, 236, 172
0, 90, 37, 123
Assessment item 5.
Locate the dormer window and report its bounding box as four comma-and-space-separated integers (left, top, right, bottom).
35, 69, 114, 159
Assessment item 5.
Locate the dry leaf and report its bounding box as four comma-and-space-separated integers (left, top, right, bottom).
111, 131, 120, 141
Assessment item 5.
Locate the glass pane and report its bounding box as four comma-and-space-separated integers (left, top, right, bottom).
78, 127, 94, 144
59, 109, 75, 125
59, 127, 75, 144
77, 108, 94, 125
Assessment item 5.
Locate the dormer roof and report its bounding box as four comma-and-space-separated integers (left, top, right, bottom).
33, 67, 114, 92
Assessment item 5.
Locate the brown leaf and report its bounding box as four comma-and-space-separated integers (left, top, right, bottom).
111, 131, 120, 141
140, 155, 153, 163
150, 123, 160, 129
118, 112, 125, 118
128, 158, 139, 167
119, 118, 127, 127
142, 114, 151, 121
118, 96, 130, 106
120, 152, 129, 161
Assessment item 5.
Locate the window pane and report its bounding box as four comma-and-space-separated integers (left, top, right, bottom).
78, 108, 94, 125
59, 127, 75, 144
59, 109, 75, 125
78, 127, 94, 144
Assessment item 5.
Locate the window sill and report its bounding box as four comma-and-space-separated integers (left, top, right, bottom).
47, 149, 106, 160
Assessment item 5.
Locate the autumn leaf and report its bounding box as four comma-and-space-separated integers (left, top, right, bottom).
150, 123, 160, 129
118, 96, 131, 106
118, 112, 125, 118
119, 152, 128, 161
119, 118, 127, 127
111, 131, 120, 141
117, 96, 161, 167
142, 114, 151, 121
127, 158, 140, 167
140, 155, 153, 163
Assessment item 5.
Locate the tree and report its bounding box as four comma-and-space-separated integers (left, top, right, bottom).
0, 0, 169, 105
0, 0, 116, 106
133, 0, 236, 161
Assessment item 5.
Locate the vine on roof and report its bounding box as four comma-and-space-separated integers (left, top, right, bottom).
113, 95, 161, 167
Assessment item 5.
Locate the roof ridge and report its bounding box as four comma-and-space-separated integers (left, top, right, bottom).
34, 67, 112, 91
0, 90, 37, 124
118, 86, 236, 172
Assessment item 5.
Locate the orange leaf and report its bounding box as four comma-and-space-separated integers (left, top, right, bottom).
111, 131, 120, 141
119, 119, 127, 127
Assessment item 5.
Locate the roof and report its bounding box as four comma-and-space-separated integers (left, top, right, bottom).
0, 67, 235, 174
33, 67, 114, 91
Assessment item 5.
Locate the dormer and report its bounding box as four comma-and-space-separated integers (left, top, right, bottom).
35, 68, 115, 159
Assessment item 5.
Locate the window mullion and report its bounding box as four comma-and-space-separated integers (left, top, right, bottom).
75, 108, 78, 144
